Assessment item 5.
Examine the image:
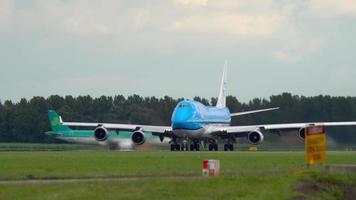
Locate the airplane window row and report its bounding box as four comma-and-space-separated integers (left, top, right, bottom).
179, 104, 190, 108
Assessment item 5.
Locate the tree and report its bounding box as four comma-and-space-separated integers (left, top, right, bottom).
0, 94, 356, 144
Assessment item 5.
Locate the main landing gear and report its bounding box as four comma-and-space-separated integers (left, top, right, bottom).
207, 140, 234, 151
181, 143, 189, 151
224, 144, 234, 151
170, 142, 200, 151
208, 143, 218, 151
169, 137, 234, 151
189, 143, 200, 151
207, 139, 218, 151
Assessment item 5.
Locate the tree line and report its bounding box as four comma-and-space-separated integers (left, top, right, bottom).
0, 93, 356, 144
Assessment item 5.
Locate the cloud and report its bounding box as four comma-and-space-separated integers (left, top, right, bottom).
308, 0, 356, 18
0, 0, 355, 101
175, 0, 208, 7
168, 0, 292, 37
166, 13, 285, 37
270, 0, 356, 64
0, 0, 353, 58
272, 34, 324, 64
1, 0, 293, 37
0, 1, 154, 36
30, 1, 127, 37
0, 0, 14, 26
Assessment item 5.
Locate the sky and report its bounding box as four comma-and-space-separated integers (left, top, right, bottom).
0, 0, 356, 102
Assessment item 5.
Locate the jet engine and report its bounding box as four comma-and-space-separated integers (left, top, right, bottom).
94, 126, 109, 141
247, 130, 264, 145
131, 130, 145, 145
298, 128, 305, 141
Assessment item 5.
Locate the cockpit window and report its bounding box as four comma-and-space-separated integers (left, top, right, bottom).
179, 104, 189, 108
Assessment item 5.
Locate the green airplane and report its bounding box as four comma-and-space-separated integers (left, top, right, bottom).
46, 110, 159, 150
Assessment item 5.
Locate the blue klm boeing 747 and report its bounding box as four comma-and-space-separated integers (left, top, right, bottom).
50, 62, 356, 151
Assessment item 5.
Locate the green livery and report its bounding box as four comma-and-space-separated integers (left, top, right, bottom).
46, 110, 148, 150
48, 110, 71, 132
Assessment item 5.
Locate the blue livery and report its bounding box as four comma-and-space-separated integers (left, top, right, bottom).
172, 100, 230, 131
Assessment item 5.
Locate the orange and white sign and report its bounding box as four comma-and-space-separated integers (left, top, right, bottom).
305, 126, 327, 165
202, 160, 220, 177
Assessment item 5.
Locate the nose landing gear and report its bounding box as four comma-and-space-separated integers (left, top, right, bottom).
189, 143, 200, 151
170, 137, 202, 151
170, 137, 235, 152
170, 136, 181, 151
207, 139, 218, 151
208, 143, 218, 151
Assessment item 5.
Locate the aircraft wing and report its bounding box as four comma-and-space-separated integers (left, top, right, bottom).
214, 121, 356, 135
262, 122, 356, 130
230, 107, 279, 117
62, 122, 171, 133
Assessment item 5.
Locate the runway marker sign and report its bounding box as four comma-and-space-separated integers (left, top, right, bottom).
305, 126, 326, 165
202, 160, 220, 177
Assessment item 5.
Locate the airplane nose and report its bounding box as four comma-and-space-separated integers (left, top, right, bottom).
172, 107, 195, 130
173, 109, 191, 123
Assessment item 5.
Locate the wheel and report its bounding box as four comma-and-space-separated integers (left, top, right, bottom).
176, 144, 180, 151
224, 144, 228, 151
195, 143, 200, 151
214, 144, 218, 151
170, 144, 175, 151
190, 144, 195, 151
229, 144, 234, 151
208, 144, 213, 151
181, 144, 189, 151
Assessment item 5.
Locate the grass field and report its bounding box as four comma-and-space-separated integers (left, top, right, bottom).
0, 143, 107, 151
1, 151, 356, 200
2, 142, 356, 152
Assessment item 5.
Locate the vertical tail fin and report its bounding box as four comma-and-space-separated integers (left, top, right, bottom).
216, 61, 228, 108
48, 110, 71, 132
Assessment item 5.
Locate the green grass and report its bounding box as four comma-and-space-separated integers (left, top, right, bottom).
2, 142, 356, 152
0, 175, 295, 200
1, 151, 356, 200
0, 151, 309, 180
0, 143, 106, 151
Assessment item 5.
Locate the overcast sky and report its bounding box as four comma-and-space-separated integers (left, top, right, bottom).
1, 0, 356, 102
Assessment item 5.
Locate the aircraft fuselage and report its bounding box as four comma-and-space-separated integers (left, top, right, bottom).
171, 100, 230, 138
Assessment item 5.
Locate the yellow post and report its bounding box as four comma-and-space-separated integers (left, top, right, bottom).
305, 126, 327, 165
